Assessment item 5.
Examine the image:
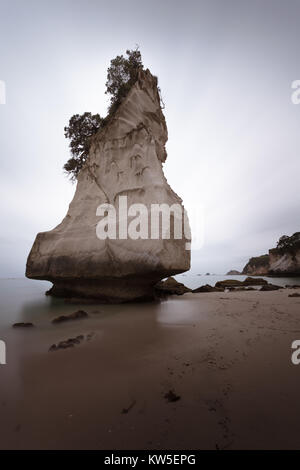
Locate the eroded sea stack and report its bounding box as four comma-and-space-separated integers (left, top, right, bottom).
26, 69, 191, 302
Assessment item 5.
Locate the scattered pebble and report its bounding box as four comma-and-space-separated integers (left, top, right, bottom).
121, 400, 136, 414
164, 390, 181, 403
12, 322, 34, 328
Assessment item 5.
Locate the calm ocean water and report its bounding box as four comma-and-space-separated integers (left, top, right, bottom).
0, 274, 299, 330
175, 272, 300, 290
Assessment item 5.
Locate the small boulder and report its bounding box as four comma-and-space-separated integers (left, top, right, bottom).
49, 335, 85, 352
289, 293, 300, 298
13, 322, 34, 328
215, 279, 244, 288
242, 277, 268, 286
52, 310, 88, 324
193, 284, 224, 293
164, 390, 181, 402
155, 277, 191, 296
216, 277, 268, 289
260, 284, 281, 291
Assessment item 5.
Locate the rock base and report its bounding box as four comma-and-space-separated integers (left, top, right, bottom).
45, 276, 165, 303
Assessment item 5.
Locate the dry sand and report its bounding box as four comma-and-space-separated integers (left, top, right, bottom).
1, 288, 300, 449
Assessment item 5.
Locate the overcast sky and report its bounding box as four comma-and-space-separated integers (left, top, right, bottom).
0, 0, 300, 277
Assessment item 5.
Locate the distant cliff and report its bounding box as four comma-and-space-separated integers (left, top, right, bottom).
269, 232, 300, 276
242, 254, 270, 275
242, 232, 300, 276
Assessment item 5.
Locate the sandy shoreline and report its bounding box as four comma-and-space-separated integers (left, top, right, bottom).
1, 288, 300, 449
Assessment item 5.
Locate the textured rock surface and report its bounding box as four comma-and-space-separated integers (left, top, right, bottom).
242, 277, 268, 286
26, 70, 190, 302
269, 233, 300, 276
154, 277, 191, 296
242, 255, 270, 275
242, 233, 300, 276
192, 284, 224, 293
215, 277, 268, 288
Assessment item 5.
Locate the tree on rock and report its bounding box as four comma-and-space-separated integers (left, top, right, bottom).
64, 112, 104, 181
105, 47, 143, 115
276, 232, 300, 250
64, 48, 144, 181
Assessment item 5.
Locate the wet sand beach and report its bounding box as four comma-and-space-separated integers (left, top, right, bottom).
1, 286, 300, 449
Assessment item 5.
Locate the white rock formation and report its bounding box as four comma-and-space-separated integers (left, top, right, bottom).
269, 246, 300, 275
26, 69, 191, 302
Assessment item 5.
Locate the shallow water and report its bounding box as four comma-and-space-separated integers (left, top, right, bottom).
0, 277, 199, 330
0, 278, 53, 328
0, 274, 299, 330
175, 272, 300, 290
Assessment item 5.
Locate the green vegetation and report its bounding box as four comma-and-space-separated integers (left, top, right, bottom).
63, 113, 105, 180
105, 47, 143, 116
248, 254, 270, 267
64, 48, 144, 181
276, 232, 300, 251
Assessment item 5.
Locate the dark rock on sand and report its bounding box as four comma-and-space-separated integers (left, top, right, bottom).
12, 322, 34, 328
289, 293, 300, 297
260, 284, 281, 291
164, 390, 181, 403
243, 277, 268, 286
155, 277, 191, 296
193, 284, 224, 293
215, 277, 268, 289
215, 279, 244, 288
52, 310, 88, 324
49, 335, 85, 352
121, 400, 136, 414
